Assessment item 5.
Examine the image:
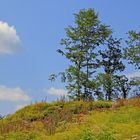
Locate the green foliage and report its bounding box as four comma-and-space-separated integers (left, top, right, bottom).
55, 8, 112, 100
49, 8, 139, 101
0, 100, 113, 136
48, 8, 140, 102
80, 128, 116, 140
97, 131, 116, 140
97, 36, 125, 100
0, 131, 47, 140
80, 129, 95, 140
80, 129, 116, 140
124, 29, 140, 69
115, 75, 131, 99
99, 37, 125, 74
1, 99, 140, 139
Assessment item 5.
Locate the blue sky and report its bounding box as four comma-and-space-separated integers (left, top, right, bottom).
0, 0, 139, 115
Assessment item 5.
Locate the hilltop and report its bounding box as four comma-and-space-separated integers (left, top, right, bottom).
0, 98, 140, 140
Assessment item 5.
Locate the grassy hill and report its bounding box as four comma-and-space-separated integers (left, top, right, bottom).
0, 98, 140, 140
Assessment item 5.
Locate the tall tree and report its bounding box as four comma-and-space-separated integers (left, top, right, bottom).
124, 29, 140, 69
124, 29, 140, 97
57, 9, 111, 100
98, 36, 125, 100
115, 75, 131, 99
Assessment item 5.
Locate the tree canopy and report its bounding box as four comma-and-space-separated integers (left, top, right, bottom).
50, 8, 140, 101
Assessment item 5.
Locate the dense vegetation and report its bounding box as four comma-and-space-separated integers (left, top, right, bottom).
50, 8, 140, 101
0, 98, 140, 139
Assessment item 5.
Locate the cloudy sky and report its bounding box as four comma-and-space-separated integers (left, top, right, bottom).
0, 0, 139, 115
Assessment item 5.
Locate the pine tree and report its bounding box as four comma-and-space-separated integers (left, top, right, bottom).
124, 29, 140, 69
98, 36, 125, 100
57, 9, 111, 100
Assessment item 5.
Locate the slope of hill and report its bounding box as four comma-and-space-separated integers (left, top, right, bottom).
0, 99, 140, 140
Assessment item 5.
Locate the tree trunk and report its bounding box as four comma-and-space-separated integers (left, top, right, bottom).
77, 62, 81, 100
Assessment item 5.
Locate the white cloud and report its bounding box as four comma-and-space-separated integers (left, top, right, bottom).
0, 85, 30, 101
0, 21, 21, 54
43, 87, 67, 96
16, 103, 29, 110
127, 71, 140, 79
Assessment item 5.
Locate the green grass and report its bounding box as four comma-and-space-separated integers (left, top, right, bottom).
0, 98, 140, 140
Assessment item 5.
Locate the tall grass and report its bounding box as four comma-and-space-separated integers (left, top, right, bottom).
0, 98, 140, 139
